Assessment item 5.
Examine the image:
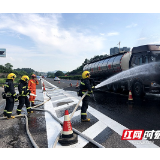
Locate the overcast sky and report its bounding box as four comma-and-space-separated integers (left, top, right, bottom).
0, 1, 160, 72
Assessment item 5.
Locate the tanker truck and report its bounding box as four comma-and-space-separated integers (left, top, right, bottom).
83, 44, 160, 97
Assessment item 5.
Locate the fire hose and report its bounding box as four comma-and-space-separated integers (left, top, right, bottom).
0, 81, 104, 148
32, 91, 104, 148
0, 93, 51, 148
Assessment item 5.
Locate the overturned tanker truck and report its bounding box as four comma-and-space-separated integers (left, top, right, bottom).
83, 44, 160, 97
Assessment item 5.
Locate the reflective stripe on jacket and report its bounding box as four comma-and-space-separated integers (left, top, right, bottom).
28, 79, 39, 91
80, 78, 93, 96
18, 80, 30, 96
4, 79, 16, 97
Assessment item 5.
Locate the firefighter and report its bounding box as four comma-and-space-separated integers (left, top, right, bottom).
28, 74, 39, 106
3, 73, 18, 119
17, 75, 32, 115
80, 71, 95, 122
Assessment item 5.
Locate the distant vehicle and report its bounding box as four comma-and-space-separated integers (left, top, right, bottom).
36, 76, 41, 80
54, 77, 60, 81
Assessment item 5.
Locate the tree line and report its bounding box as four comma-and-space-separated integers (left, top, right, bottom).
0, 63, 39, 78
0, 53, 109, 79
47, 54, 109, 78
67, 54, 109, 76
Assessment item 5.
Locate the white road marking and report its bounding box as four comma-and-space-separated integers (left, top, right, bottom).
88, 107, 159, 148
44, 100, 62, 148
51, 97, 75, 103
41, 79, 160, 148
54, 101, 79, 111
56, 121, 107, 148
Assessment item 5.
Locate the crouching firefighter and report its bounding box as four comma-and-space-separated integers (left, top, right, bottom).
3, 73, 18, 119
79, 71, 95, 122
17, 75, 33, 115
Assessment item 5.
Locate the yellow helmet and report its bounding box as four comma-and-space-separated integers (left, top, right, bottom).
82, 71, 90, 79
7, 73, 16, 79
21, 75, 29, 82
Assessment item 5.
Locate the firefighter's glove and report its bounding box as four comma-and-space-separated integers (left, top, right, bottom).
88, 90, 93, 94
92, 86, 95, 90
2, 92, 7, 99
26, 90, 31, 96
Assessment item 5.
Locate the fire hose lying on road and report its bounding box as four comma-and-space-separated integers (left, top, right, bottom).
0, 83, 105, 148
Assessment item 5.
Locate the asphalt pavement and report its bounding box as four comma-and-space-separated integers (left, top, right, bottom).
0, 78, 160, 148
44, 78, 160, 147
0, 81, 48, 148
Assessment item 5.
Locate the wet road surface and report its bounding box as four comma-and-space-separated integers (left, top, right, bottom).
0, 81, 48, 148
0, 78, 160, 148
44, 78, 160, 147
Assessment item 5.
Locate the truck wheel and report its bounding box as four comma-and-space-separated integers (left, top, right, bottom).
132, 81, 144, 97
112, 83, 119, 93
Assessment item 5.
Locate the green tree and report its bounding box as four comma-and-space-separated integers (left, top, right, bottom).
15, 68, 35, 75
47, 72, 55, 78
5, 63, 13, 70
55, 71, 64, 77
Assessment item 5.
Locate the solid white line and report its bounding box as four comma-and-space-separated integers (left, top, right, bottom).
88, 107, 159, 148
43, 79, 160, 148
44, 99, 62, 148
82, 121, 108, 139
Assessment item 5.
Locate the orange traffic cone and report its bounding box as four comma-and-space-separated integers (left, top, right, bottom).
43, 82, 46, 91
128, 90, 133, 103
58, 110, 78, 146
75, 80, 79, 88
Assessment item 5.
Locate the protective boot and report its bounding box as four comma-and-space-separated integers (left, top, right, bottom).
81, 113, 90, 122
81, 118, 90, 122
28, 111, 33, 114
16, 109, 21, 115
27, 107, 33, 114
31, 102, 36, 106
7, 116, 15, 119
3, 110, 7, 117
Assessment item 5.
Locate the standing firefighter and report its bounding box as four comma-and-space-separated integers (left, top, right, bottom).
79, 71, 95, 122
28, 74, 39, 106
3, 73, 18, 119
17, 75, 32, 115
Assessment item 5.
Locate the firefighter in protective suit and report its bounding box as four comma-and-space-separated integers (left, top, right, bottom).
28, 74, 39, 106
3, 73, 18, 119
17, 75, 32, 115
80, 71, 95, 122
